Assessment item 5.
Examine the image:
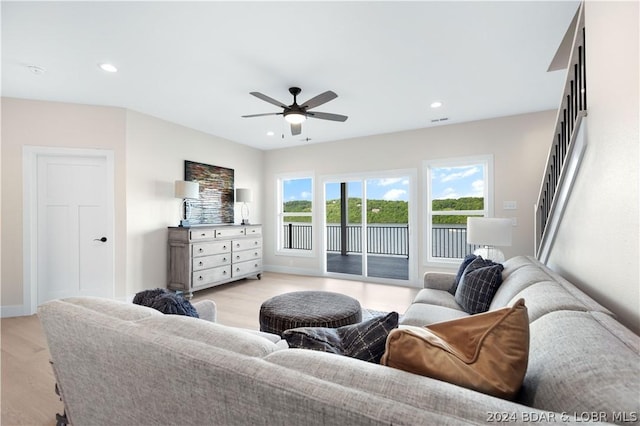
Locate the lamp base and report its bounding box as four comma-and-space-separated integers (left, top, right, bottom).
473, 246, 505, 263
241, 219, 250, 225
179, 220, 192, 228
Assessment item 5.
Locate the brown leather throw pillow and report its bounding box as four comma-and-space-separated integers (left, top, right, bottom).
381, 299, 529, 399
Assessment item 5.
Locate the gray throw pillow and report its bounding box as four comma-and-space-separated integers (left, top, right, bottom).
283, 311, 399, 363
455, 257, 504, 314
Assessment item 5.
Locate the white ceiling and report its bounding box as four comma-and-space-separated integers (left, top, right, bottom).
2, 1, 579, 150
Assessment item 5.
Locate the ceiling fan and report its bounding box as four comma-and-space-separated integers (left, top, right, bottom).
242, 87, 348, 136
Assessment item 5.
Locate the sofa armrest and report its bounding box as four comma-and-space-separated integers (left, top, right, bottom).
193, 300, 217, 322
423, 272, 455, 291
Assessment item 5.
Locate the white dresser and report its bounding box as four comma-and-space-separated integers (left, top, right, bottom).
167, 224, 262, 297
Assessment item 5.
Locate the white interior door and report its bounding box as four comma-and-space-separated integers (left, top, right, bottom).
36, 154, 114, 305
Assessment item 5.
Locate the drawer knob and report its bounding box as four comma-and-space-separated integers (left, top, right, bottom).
223, 245, 227, 250
254, 241, 259, 245
198, 276, 203, 281
201, 233, 206, 237
236, 243, 241, 248
236, 255, 240, 260
223, 271, 227, 275
198, 248, 204, 253
236, 268, 241, 272
223, 257, 227, 262
198, 261, 203, 266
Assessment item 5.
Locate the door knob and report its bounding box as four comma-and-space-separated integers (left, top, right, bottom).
94, 237, 107, 242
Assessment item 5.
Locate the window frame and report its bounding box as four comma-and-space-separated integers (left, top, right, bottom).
423, 155, 494, 266
276, 172, 315, 257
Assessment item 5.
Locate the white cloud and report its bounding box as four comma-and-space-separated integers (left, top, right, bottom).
438, 187, 459, 199
300, 191, 311, 199
471, 179, 484, 196
383, 189, 407, 200
377, 177, 404, 186
439, 166, 480, 183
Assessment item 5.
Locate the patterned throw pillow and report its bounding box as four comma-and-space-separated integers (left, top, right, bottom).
449, 254, 478, 295
455, 257, 504, 314
283, 312, 399, 363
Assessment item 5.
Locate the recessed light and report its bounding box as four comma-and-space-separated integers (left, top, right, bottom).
98, 63, 118, 73
266, 131, 275, 136
430, 101, 443, 108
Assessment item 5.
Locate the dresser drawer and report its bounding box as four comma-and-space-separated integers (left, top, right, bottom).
193, 253, 231, 271
215, 227, 246, 238
190, 229, 216, 241
192, 266, 231, 287
232, 259, 262, 277
233, 248, 262, 263
244, 226, 262, 236
193, 241, 231, 257
232, 238, 261, 251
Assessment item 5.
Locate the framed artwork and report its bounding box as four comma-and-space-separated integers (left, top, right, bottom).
184, 160, 234, 225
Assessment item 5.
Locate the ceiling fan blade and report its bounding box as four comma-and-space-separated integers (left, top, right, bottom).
307, 111, 348, 122
301, 91, 338, 110
250, 92, 288, 109
241, 112, 282, 118
291, 123, 302, 136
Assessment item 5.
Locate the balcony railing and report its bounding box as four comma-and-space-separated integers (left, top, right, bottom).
283, 223, 478, 259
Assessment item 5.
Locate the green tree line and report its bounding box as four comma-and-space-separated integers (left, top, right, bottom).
283, 197, 483, 224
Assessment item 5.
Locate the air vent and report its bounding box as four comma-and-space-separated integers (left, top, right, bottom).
431, 117, 449, 123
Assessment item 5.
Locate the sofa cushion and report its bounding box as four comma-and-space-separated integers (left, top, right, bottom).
283, 312, 399, 363
520, 311, 640, 417
455, 258, 504, 314
449, 254, 477, 295
62, 296, 162, 320
412, 288, 461, 310
507, 281, 591, 323
135, 315, 280, 357
382, 299, 529, 400
400, 303, 469, 327
489, 264, 552, 310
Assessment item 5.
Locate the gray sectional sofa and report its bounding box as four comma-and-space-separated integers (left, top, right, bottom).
39, 256, 639, 425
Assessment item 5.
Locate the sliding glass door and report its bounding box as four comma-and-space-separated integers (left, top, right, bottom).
324, 173, 411, 282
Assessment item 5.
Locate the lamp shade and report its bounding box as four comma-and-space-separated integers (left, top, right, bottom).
467, 217, 512, 247
236, 188, 252, 203
174, 180, 199, 199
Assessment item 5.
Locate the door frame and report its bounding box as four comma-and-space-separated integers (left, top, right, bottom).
22, 146, 115, 314
320, 168, 418, 285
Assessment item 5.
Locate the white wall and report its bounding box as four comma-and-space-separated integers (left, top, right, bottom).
547, 1, 639, 334
262, 110, 556, 282
1, 98, 128, 309
124, 110, 264, 297
0, 99, 263, 313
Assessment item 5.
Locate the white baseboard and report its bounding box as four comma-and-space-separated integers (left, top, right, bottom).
1, 304, 27, 318
262, 265, 322, 277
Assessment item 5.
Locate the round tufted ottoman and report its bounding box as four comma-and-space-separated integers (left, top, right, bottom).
259, 291, 362, 336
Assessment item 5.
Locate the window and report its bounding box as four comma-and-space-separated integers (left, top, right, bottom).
424, 155, 493, 264
277, 175, 314, 255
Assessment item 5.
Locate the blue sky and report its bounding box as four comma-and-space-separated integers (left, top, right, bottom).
283, 166, 483, 203
431, 165, 484, 200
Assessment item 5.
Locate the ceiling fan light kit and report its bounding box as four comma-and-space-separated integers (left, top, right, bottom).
284, 111, 306, 124
242, 86, 347, 136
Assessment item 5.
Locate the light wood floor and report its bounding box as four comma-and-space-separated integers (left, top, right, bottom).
1, 272, 419, 426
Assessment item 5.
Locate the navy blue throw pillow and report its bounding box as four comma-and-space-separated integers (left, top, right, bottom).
449, 254, 478, 295
133, 288, 199, 318
455, 258, 504, 314
283, 312, 399, 363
